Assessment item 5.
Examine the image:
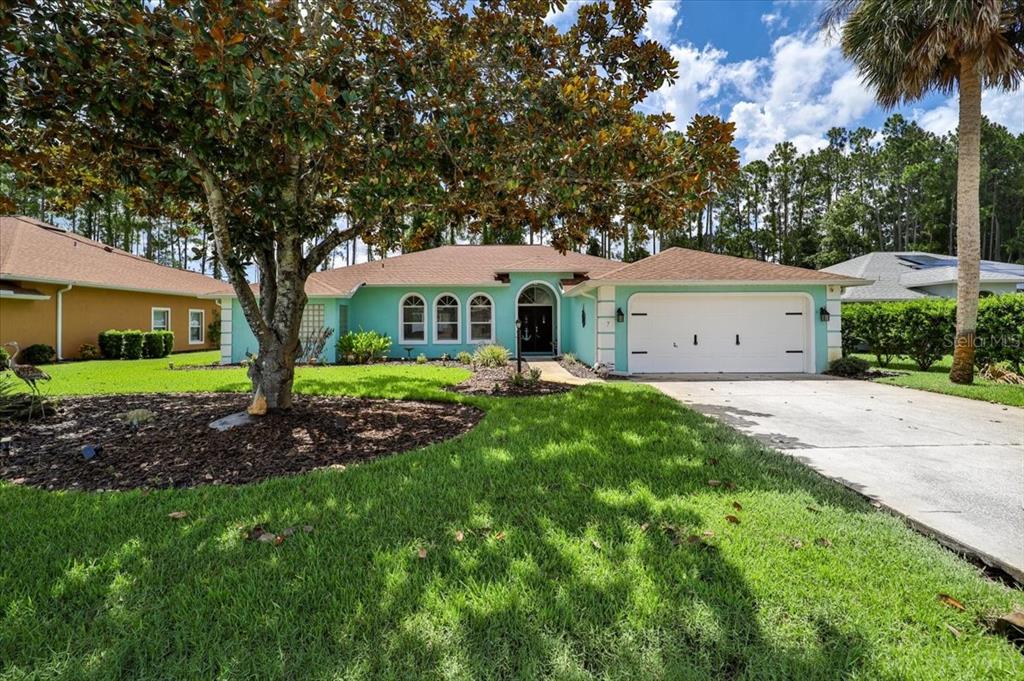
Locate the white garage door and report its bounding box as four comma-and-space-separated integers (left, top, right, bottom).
628, 293, 811, 373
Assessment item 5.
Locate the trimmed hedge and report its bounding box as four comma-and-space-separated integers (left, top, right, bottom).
842, 294, 1023, 371
98, 330, 124, 359
121, 331, 144, 360
99, 329, 173, 359
160, 331, 175, 356
143, 332, 165, 359
21, 343, 56, 365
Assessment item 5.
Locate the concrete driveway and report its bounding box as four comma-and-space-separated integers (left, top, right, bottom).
641, 375, 1024, 581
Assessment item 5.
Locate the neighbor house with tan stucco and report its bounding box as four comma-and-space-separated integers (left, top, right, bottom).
1, 215, 233, 359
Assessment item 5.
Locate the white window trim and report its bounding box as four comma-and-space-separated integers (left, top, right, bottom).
151, 307, 171, 332
432, 292, 462, 344
467, 292, 495, 344
188, 308, 205, 345
398, 293, 427, 345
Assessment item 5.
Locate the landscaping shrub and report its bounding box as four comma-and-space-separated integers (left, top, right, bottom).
976, 294, 1024, 373
841, 302, 903, 366
457, 351, 472, 365
159, 331, 175, 357
0, 346, 9, 371
562, 352, 578, 364
143, 332, 165, 358
98, 330, 124, 359
473, 344, 510, 368
826, 356, 869, 377
896, 298, 955, 370
79, 343, 102, 361
416, 353, 428, 364
528, 367, 542, 383
21, 343, 56, 365
335, 330, 392, 364
121, 331, 144, 360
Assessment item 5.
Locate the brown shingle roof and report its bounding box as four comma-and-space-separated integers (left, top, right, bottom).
1, 216, 233, 296
574, 247, 868, 289
303, 245, 622, 296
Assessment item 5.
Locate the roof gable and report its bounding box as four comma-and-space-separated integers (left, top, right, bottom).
580, 247, 865, 287
304, 245, 621, 296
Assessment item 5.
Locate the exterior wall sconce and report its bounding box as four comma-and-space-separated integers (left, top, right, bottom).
819, 306, 831, 323
616, 307, 625, 323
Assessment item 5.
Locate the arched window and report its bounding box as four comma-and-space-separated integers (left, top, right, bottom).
434, 294, 460, 343
469, 294, 494, 343
400, 294, 426, 343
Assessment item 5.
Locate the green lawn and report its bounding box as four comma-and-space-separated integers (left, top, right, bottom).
2, 357, 1022, 679
855, 354, 1024, 408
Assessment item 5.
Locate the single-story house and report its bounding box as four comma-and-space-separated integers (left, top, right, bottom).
822, 251, 1024, 302
1, 215, 233, 359
216, 246, 866, 374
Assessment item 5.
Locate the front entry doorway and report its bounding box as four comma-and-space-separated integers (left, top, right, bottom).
517, 284, 556, 355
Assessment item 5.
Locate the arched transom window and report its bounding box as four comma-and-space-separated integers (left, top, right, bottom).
518, 285, 554, 306
434, 294, 461, 343
469, 294, 494, 342
400, 294, 426, 343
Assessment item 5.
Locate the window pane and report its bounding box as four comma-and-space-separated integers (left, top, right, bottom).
470, 307, 491, 323
152, 310, 169, 330
437, 323, 458, 341
405, 307, 424, 323
470, 322, 491, 341
404, 295, 424, 308
403, 323, 424, 341
437, 307, 458, 324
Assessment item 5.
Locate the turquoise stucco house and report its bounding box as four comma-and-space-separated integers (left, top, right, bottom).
214, 245, 865, 375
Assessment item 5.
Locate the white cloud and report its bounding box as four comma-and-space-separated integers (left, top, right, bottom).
641, 43, 764, 130
914, 89, 1024, 136
726, 31, 874, 160
544, 2, 580, 32
760, 12, 789, 32
643, 3, 679, 45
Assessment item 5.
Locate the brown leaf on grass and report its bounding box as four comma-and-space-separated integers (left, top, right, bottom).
806, 506, 821, 514
168, 511, 188, 519
494, 531, 506, 541
814, 537, 833, 548
938, 593, 966, 611
702, 530, 715, 538
417, 547, 428, 559
454, 530, 465, 542
591, 539, 602, 551
639, 522, 650, 532
725, 515, 741, 524
274, 534, 286, 546
945, 623, 962, 639
732, 501, 743, 511
707, 479, 721, 487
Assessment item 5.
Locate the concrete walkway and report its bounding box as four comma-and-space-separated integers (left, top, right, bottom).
529, 360, 599, 385
641, 375, 1024, 581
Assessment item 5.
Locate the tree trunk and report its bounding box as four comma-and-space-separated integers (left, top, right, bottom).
950, 58, 982, 385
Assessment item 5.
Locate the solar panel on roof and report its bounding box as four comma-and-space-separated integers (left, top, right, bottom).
896, 254, 950, 268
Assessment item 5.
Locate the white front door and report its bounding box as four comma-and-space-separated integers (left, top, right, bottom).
627, 293, 812, 373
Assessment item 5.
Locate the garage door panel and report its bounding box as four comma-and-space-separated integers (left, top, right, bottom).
628, 293, 810, 373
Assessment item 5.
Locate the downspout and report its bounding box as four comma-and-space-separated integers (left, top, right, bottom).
56, 283, 73, 360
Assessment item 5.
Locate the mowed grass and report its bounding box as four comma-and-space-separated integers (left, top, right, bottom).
855, 354, 1024, 407
23, 351, 470, 401
2, 358, 1022, 679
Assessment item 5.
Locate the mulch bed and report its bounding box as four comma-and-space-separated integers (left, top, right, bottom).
0, 394, 482, 492
448, 364, 572, 397
558, 359, 608, 380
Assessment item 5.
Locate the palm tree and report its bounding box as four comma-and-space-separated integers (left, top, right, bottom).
823, 0, 1023, 384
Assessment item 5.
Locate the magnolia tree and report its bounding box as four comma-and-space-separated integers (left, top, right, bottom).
5, 0, 737, 409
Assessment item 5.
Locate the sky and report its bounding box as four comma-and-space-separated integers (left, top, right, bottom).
547, 0, 1024, 162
